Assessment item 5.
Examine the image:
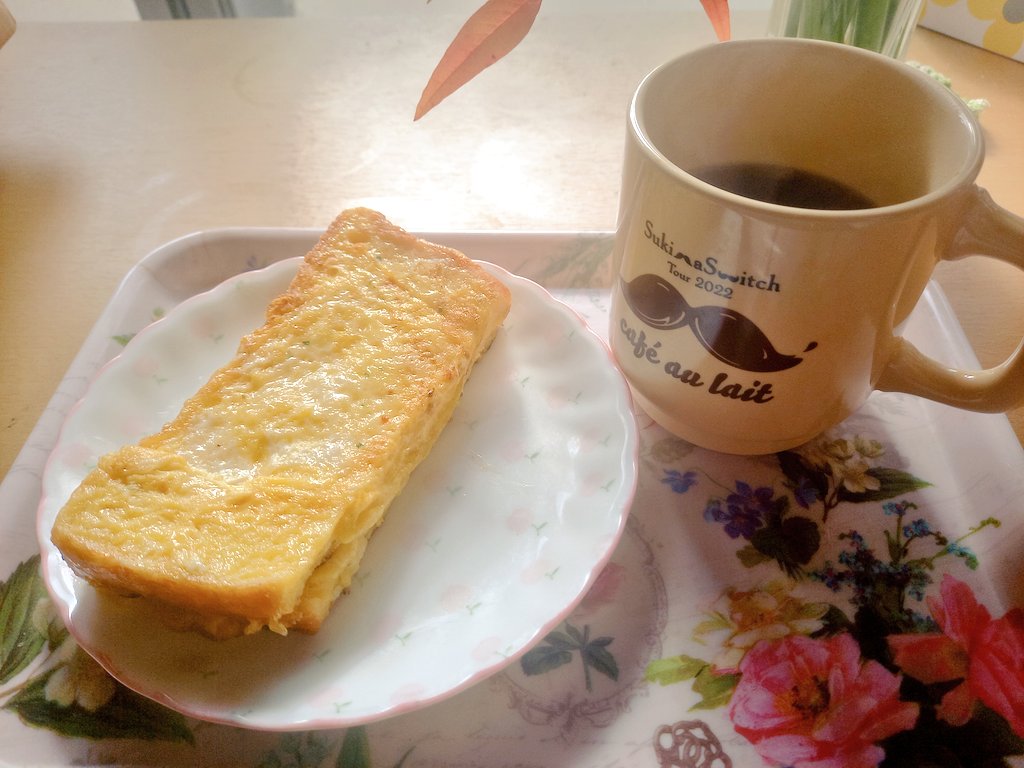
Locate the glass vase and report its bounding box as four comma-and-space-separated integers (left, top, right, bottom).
767, 0, 925, 59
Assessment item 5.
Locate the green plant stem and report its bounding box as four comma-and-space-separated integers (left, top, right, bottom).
781, 0, 908, 54
912, 517, 1001, 570
851, 0, 895, 51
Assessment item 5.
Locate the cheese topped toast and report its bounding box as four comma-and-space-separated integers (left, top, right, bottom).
51, 208, 511, 638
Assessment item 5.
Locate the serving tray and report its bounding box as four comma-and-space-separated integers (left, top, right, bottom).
2, 230, 1022, 767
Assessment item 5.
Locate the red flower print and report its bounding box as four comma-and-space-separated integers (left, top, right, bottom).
729, 633, 918, 768
888, 574, 1024, 737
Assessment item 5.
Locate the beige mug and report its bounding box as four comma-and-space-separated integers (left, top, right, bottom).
609, 38, 1024, 455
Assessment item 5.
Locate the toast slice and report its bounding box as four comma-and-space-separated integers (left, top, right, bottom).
51, 208, 511, 638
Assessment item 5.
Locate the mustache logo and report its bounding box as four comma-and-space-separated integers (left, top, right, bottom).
620, 274, 817, 373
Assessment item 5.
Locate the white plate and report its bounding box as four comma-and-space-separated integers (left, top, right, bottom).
37, 257, 638, 731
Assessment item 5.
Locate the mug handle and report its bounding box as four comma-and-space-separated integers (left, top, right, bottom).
876, 185, 1024, 412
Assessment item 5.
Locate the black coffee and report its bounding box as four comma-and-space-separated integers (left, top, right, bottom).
690, 162, 876, 210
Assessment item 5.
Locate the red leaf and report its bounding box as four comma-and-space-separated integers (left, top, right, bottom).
887, 632, 968, 684
699, 0, 731, 41
415, 0, 542, 120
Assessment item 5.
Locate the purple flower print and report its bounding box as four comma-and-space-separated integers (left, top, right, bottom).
703, 482, 775, 540
662, 469, 698, 494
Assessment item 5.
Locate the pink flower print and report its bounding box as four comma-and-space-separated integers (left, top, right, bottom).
580, 469, 612, 497
544, 386, 575, 411
576, 424, 611, 455
439, 583, 475, 614
59, 441, 94, 471
887, 574, 1024, 736
539, 322, 568, 348
505, 506, 533, 535
130, 355, 160, 379
499, 438, 528, 463
390, 682, 427, 707
471, 635, 505, 663
729, 633, 918, 768
575, 561, 625, 617
189, 312, 220, 341
520, 557, 556, 585
308, 683, 350, 712
371, 612, 405, 645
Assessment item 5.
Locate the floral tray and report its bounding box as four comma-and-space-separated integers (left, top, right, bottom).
2, 230, 1022, 767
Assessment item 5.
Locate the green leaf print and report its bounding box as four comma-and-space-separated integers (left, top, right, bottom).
1, 555, 194, 743
520, 621, 618, 692
777, 437, 930, 520
643, 655, 737, 709
644, 654, 707, 686
749, 515, 821, 577
334, 727, 415, 768
836, 467, 931, 504
337, 727, 371, 768
5, 668, 193, 742
259, 732, 332, 768
736, 544, 771, 568
520, 640, 573, 676
0, 556, 48, 685
689, 666, 739, 711
581, 637, 618, 685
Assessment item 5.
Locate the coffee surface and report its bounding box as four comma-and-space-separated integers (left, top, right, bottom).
690, 162, 876, 210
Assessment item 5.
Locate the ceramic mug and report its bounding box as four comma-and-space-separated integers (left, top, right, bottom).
609, 38, 1024, 455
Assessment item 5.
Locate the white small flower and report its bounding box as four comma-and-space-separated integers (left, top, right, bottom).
44, 647, 116, 712
30, 597, 56, 636
798, 431, 884, 493
694, 582, 828, 673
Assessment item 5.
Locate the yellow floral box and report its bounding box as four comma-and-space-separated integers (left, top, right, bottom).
920, 0, 1024, 61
